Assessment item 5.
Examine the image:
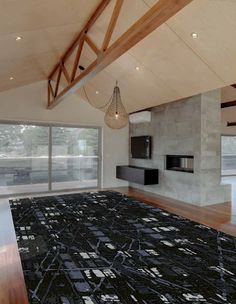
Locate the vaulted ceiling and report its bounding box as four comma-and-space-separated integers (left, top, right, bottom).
1, 0, 236, 113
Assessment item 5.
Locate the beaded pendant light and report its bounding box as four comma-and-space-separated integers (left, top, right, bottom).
104, 81, 128, 129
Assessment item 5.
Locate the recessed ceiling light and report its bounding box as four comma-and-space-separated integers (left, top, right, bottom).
191, 32, 198, 39
15, 36, 22, 41
95, 91, 99, 95
9, 77, 14, 80
135, 66, 140, 71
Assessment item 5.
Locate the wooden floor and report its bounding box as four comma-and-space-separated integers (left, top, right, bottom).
118, 187, 236, 237
1, 186, 236, 304
0, 199, 28, 304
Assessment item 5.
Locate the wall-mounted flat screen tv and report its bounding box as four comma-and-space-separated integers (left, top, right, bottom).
131, 136, 152, 159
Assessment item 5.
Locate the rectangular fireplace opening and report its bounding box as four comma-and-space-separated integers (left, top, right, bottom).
166, 155, 194, 173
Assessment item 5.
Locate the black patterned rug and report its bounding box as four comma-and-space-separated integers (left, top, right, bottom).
10, 191, 236, 304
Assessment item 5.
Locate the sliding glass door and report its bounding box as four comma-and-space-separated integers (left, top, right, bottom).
51, 127, 99, 190
0, 124, 49, 194
0, 123, 100, 196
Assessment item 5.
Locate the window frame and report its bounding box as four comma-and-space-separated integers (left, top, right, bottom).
0, 120, 102, 198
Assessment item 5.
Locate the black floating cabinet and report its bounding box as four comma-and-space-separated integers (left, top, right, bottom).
116, 166, 159, 185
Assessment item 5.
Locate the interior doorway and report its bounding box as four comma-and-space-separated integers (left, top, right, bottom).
221, 136, 236, 219
221, 135, 236, 176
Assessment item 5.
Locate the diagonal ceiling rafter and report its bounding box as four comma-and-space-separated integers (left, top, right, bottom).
47, 0, 193, 109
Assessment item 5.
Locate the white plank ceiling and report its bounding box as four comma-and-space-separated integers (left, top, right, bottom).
0, 0, 236, 112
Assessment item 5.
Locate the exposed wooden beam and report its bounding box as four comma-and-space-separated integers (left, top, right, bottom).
61, 63, 70, 84
48, 80, 54, 96
85, 35, 100, 55
70, 37, 85, 82
54, 66, 62, 97
48, 0, 111, 80
48, 80, 54, 106
48, 81, 51, 107
221, 100, 236, 108
48, 0, 193, 109
102, 0, 124, 51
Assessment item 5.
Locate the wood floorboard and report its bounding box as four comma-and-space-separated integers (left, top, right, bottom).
0, 186, 236, 304
0, 199, 28, 304
115, 187, 236, 237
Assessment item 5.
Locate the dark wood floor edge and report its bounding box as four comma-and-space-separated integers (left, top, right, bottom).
108, 187, 236, 237
128, 186, 194, 207
0, 198, 29, 304
112, 186, 229, 210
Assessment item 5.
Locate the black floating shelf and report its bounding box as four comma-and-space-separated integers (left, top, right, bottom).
116, 165, 159, 185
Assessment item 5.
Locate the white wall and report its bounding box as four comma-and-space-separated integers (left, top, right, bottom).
0, 81, 129, 188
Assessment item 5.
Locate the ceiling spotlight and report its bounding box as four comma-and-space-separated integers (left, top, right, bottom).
9, 77, 14, 80
15, 36, 22, 41
191, 32, 198, 39
135, 66, 140, 71
95, 91, 99, 95
78, 65, 85, 71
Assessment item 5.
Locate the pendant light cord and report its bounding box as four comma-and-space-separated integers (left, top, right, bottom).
79, 67, 112, 109
82, 85, 112, 109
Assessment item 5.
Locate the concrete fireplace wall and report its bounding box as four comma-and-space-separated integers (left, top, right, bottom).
129, 89, 231, 206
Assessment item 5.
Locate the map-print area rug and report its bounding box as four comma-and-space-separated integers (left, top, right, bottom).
10, 191, 236, 303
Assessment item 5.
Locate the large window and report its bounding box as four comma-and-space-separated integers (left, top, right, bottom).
221, 135, 236, 176
0, 123, 100, 195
